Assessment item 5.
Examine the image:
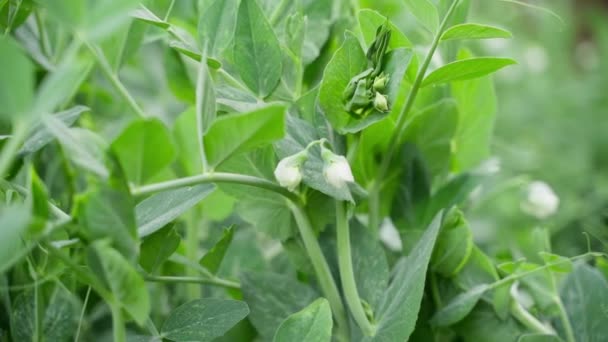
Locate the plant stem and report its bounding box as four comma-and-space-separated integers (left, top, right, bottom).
510, 300, 555, 335
131, 172, 300, 203
555, 296, 576, 342
142, 274, 241, 290
369, 0, 461, 232
269, 0, 291, 26
336, 201, 376, 336
185, 211, 201, 300
288, 201, 349, 340
82, 40, 146, 118
111, 304, 126, 342
0, 118, 28, 178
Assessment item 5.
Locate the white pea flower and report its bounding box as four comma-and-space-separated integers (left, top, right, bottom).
274, 151, 307, 192
521, 181, 559, 219
321, 147, 354, 188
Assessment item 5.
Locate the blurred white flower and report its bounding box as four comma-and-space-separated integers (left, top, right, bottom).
321, 147, 354, 188
524, 45, 549, 74
476, 157, 501, 175
379, 218, 402, 252
521, 181, 559, 219
274, 151, 307, 191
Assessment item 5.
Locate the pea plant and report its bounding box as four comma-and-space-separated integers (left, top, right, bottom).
1, 0, 607, 341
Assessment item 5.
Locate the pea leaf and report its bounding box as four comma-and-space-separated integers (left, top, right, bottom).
441, 23, 513, 41
199, 226, 234, 274
0, 36, 34, 120
430, 284, 489, 327
198, 0, 239, 57
234, 0, 282, 97
403, 0, 439, 33
164, 48, 195, 103
0, 205, 30, 273
273, 298, 332, 342
131, 5, 169, 29
358, 9, 413, 48
431, 209, 474, 277
241, 272, 319, 340
139, 224, 181, 273
196, 48, 217, 136
558, 264, 608, 341
422, 57, 516, 87
111, 118, 176, 185
43, 286, 79, 341
362, 212, 443, 341
136, 184, 216, 237
538, 252, 572, 273
87, 242, 150, 325
161, 299, 249, 342
203, 104, 286, 168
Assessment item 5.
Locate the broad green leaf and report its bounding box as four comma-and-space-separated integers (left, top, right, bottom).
558, 264, 608, 341
538, 252, 572, 273
241, 272, 318, 340
454, 303, 524, 342
517, 334, 562, 342
161, 299, 249, 342
319, 32, 413, 134
131, 5, 169, 29
431, 209, 474, 277
169, 40, 223, 69
43, 286, 79, 341
198, 0, 239, 57
43, 115, 109, 178
273, 298, 332, 342
164, 48, 195, 103
358, 9, 413, 48
136, 184, 216, 237
10, 291, 38, 341
0, 36, 34, 121
199, 226, 234, 274
234, 0, 282, 97
196, 48, 217, 135
441, 23, 512, 41
28, 167, 49, 232
38, 0, 84, 33
430, 284, 489, 327
111, 118, 176, 185
422, 57, 516, 87
362, 212, 443, 341
139, 224, 181, 273
300, 0, 332, 64
0, 205, 30, 273
203, 104, 286, 168
451, 65, 497, 171
77, 169, 139, 258
88, 242, 150, 325
403, 0, 439, 33
19, 106, 89, 155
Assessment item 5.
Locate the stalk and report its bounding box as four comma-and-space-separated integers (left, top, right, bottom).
111, 304, 126, 342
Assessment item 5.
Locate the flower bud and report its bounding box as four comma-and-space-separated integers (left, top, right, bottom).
373, 92, 389, 112
520, 181, 559, 219
274, 151, 307, 191
373, 73, 389, 91
321, 147, 354, 188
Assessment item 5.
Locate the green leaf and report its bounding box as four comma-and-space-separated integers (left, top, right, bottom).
441, 23, 512, 41
164, 48, 195, 103
273, 298, 332, 342
234, 0, 282, 97
0, 205, 30, 273
454, 303, 524, 342
358, 9, 413, 48
199, 226, 234, 274
431, 209, 474, 277
43, 286, 79, 341
241, 272, 319, 340
319, 32, 413, 134
88, 242, 150, 325
203, 104, 286, 168
538, 252, 572, 273
198, 0, 239, 57
139, 224, 181, 273
131, 5, 169, 29
0, 36, 34, 120
28, 167, 49, 233
362, 212, 443, 341
136, 184, 216, 237
111, 118, 176, 185
196, 48, 217, 135
517, 334, 562, 342
430, 284, 489, 327
422, 57, 516, 87
161, 299, 249, 342
19, 106, 89, 155
43, 114, 109, 178
403, 0, 439, 33
10, 291, 38, 341
558, 264, 608, 341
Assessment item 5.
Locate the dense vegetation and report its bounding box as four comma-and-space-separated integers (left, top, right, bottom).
0, 0, 606, 341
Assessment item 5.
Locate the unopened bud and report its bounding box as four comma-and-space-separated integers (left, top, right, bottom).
373, 92, 389, 112
274, 151, 307, 191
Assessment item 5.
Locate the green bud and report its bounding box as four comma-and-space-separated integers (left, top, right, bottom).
373, 73, 389, 91
373, 92, 389, 112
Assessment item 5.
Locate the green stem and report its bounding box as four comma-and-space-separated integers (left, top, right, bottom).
0, 118, 29, 178
142, 274, 241, 290
288, 201, 349, 340
336, 201, 375, 336
131, 172, 300, 203
185, 211, 201, 300
82, 40, 146, 118
510, 299, 555, 335
555, 296, 576, 342
111, 304, 126, 342
369, 0, 461, 231
269, 0, 291, 26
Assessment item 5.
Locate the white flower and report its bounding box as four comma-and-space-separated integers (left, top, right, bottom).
321, 147, 354, 188
274, 152, 307, 191
373, 92, 389, 112
521, 181, 559, 219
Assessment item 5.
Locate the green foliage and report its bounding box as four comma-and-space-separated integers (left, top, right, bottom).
273, 298, 333, 342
